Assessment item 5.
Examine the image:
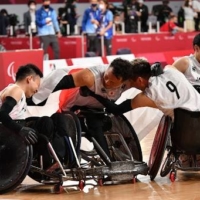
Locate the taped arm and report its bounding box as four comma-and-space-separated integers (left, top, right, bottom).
88, 92, 132, 115
88, 90, 157, 115
0, 96, 22, 133
53, 68, 95, 92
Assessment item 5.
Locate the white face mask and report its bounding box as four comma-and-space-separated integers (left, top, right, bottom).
99, 4, 105, 10
30, 5, 36, 10
189, 1, 192, 6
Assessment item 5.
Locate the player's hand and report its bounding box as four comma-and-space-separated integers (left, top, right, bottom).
79, 86, 94, 97
19, 127, 38, 145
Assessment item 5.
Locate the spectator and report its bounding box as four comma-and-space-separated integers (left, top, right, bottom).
23, 0, 37, 36
137, 0, 149, 32
193, 0, 200, 31
113, 13, 122, 34
36, 0, 61, 59
97, 0, 113, 56
109, 3, 118, 15
160, 14, 184, 33
0, 9, 9, 35
82, 0, 101, 53
183, 0, 197, 32
157, 0, 173, 27
123, 0, 140, 33
63, 0, 79, 35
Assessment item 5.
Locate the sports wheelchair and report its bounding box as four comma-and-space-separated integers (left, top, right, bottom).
148, 108, 200, 182
0, 109, 148, 194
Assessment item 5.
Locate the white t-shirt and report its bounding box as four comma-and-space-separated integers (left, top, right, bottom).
145, 67, 200, 117
0, 84, 26, 120
32, 65, 129, 111
183, 55, 200, 86
193, 0, 200, 11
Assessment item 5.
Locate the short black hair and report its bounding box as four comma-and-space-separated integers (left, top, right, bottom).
130, 59, 151, 80
16, 64, 43, 81
28, 0, 36, 6
109, 58, 133, 81
193, 33, 200, 47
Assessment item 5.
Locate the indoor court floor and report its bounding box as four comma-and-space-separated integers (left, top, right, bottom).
1, 127, 200, 200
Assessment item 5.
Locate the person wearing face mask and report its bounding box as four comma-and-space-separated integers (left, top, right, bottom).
36, 0, 61, 59
183, 0, 197, 31
24, 0, 37, 36
96, 0, 113, 56
82, 0, 101, 54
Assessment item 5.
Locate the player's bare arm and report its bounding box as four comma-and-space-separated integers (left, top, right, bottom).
1, 86, 23, 104
72, 68, 95, 88
172, 57, 189, 73
52, 68, 95, 93
130, 92, 157, 109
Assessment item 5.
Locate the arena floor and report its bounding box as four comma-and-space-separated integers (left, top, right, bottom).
1, 127, 200, 200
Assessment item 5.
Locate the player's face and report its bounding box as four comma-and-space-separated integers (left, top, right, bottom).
130, 77, 148, 91
194, 45, 200, 62
25, 75, 41, 98
103, 67, 123, 89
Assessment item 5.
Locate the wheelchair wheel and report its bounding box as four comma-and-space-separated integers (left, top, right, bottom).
28, 111, 81, 183
148, 115, 171, 181
0, 126, 33, 194
63, 111, 82, 156
109, 115, 143, 161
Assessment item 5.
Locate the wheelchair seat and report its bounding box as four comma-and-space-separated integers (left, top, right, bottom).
0, 124, 33, 194
172, 109, 200, 154
149, 108, 200, 182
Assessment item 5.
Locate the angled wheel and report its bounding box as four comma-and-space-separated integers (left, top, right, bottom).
109, 115, 143, 161
29, 111, 82, 183
160, 155, 173, 177
0, 125, 33, 194
148, 115, 172, 181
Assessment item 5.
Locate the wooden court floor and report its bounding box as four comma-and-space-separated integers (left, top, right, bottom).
1, 127, 200, 200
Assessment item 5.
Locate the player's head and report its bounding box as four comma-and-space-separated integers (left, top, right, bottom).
16, 64, 43, 98
129, 59, 151, 91
103, 58, 132, 89
193, 33, 200, 57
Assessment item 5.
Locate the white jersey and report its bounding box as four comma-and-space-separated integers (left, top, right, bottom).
32, 65, 129, 111
184, 55, 200, 86
145, 67, 200, 117
0, 84, 27, 120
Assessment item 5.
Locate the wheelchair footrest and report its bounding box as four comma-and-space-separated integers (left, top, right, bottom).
176, 165, 200, 171
84, 161, 149, 182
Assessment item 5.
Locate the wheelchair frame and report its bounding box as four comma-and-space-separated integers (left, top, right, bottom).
148, 109, 200, 182
0, 110, 148, 194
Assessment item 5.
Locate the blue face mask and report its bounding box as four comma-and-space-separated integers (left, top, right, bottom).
91, 4, 97, 7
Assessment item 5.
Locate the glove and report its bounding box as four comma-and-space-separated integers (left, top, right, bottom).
19, 127, 38, 145
79, 86, 95, 97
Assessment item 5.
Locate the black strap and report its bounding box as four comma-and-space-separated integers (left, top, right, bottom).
151, 62, 164, 76
90, 92, 132, 115
0, 96, 22, 133
53, 74, 75, 92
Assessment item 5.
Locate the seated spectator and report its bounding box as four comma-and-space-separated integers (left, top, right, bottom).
160, 14, 184, 33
